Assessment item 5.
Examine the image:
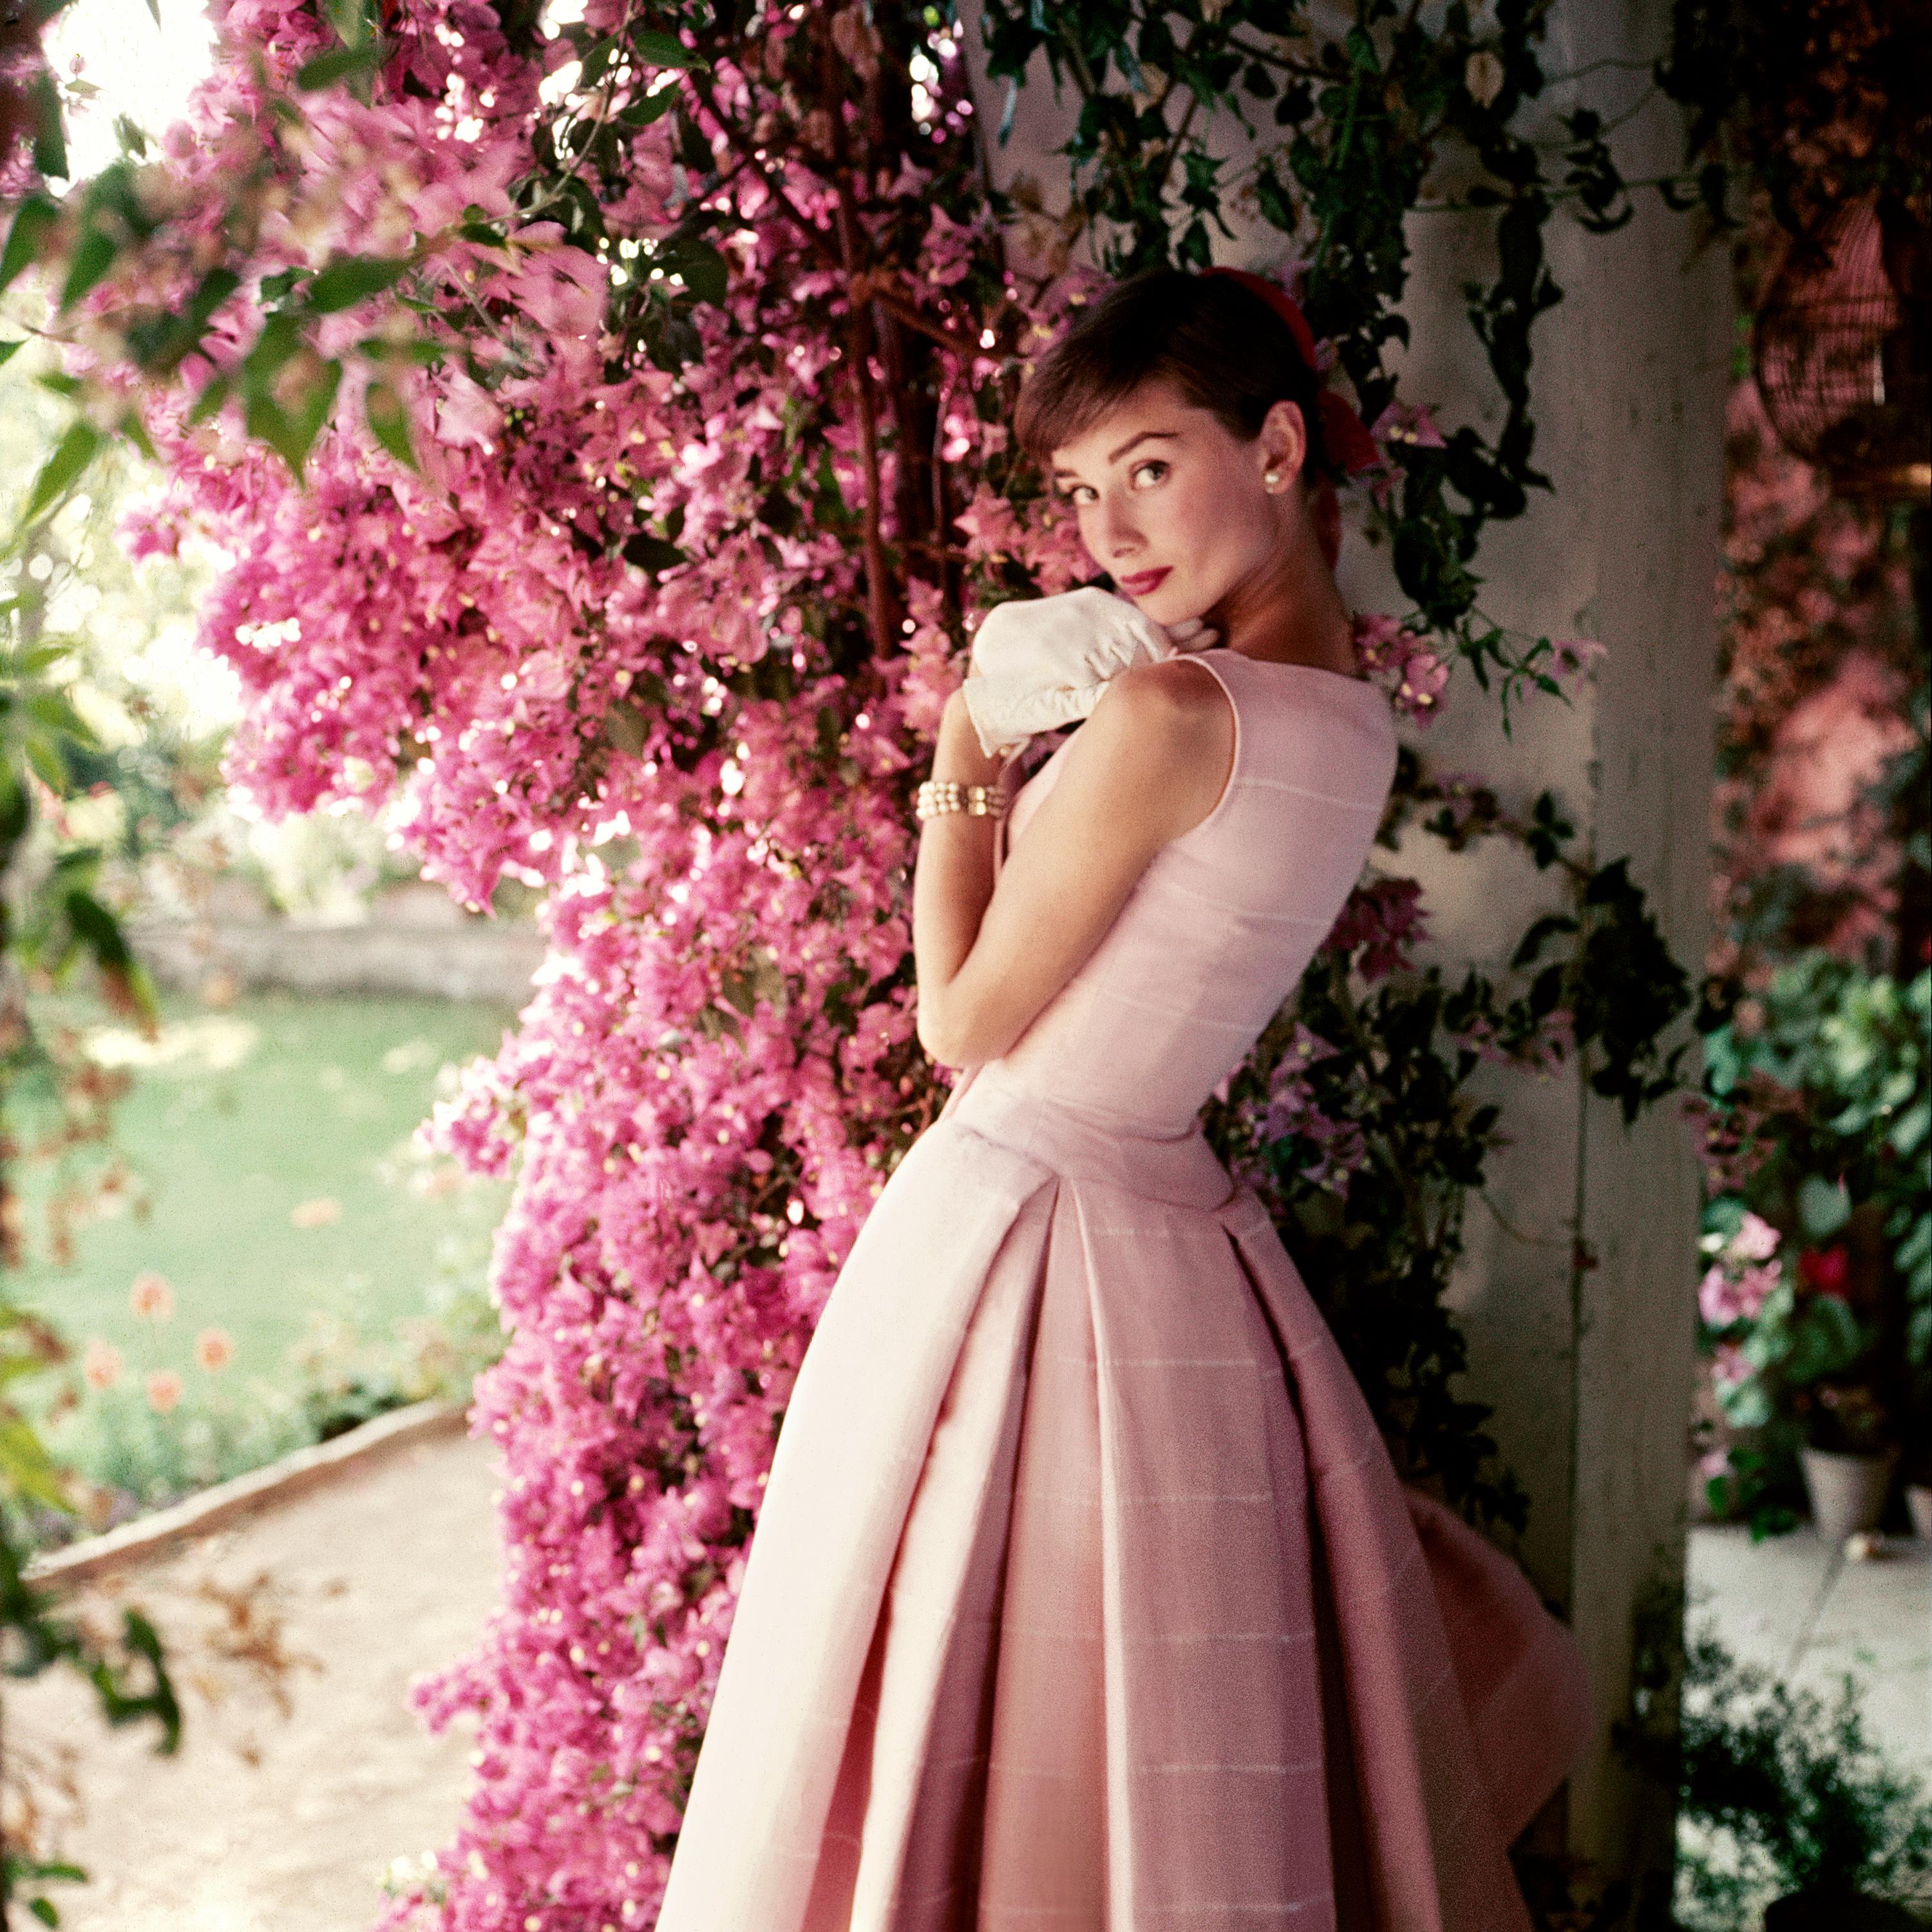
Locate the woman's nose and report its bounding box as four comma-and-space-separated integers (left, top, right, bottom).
1096, 497, 1141, 561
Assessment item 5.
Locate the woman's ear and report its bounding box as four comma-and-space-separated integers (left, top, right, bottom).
1260, 397, 1310, 486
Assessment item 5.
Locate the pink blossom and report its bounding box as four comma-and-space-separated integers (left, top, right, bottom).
195, 1327, 236, 1373
953, 484, 1027, 562
1368, 399, 1446, 450
82, 1339, 124, 1392
129, 1271, 174, 1321
1353, 612, 1450, 724
1550, 637, 1606, 683
1322, 876, 1428, 981
146, 1369, 185, 1415
1727, 1211, 1781, 1264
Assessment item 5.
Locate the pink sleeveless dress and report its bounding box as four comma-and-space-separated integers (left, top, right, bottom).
655, 647, 1593, 1932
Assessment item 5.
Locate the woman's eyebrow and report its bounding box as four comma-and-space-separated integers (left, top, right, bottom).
1050, 428, 1180, 483
1105, 425, 1175, 462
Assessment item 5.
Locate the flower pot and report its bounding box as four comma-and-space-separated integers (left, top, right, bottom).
1909, 1482, 1932, 1544
1765, 1886, 1925, 1932
1799, 1445, 1899, 1546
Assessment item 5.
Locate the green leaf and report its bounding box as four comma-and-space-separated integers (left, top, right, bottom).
305, 254, 409, 314
24, 732, 70, 791
1782, 1293, 1867, 1385
26, 688, 100, 749
294, 39, 389, 90
17, 419, 102, 529
247, 357, 342, 482
0, 196, 59, 299
0, 339, 23, 366
621, 531, 685, 573
659, 239, 728, 307
0, 1414, 71, 1512
363, 379, 417, 471
617, 84, 679, 128
56, 219, 119, 312
632, 28, 711, 70
1795, 1173, 1851, 1240
186, 373, 231, 426
30, 70, 68, 181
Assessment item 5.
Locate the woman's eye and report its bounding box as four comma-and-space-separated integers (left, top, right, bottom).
1063, 460, 1167, 505
1131, 459, 1168, 488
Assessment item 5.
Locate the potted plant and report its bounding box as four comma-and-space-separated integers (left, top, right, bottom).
1698, 1193, 1900, 1542
1795, 1378, 1900, 1546
1693, 958, 1930, 1542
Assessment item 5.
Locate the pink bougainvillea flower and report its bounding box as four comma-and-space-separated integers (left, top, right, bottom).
1368, 399, 1446, 450
953, 483, 1028, 564
1728, 1210, 1782, 1264
1352, 613, 1450, 725
1322, 875, 1428, 981
129, 1272, 175, 1321
82, 1338, 124, 1392
194, 1327, 237, 1373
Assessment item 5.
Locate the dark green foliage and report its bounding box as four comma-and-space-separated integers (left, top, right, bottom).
1662, 1625, 1932, 1927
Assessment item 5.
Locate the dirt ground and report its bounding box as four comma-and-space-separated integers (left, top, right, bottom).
8, 1425, 1924, 1929
5, 1428, 502, 1932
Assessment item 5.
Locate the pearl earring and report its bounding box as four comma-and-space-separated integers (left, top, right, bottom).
1264, 469, 1280, 489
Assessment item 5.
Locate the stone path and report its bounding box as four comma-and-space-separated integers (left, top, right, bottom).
5, 1427, 502, 1932
1685, 1522, 1931, 1781
6, 1432, 1926, 1926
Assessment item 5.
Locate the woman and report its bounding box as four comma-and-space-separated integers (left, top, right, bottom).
655, 268, 1594, 1932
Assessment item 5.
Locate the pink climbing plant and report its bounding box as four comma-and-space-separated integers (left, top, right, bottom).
0, 1, 1700, 1924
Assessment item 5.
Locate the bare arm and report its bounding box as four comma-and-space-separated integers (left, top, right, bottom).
914, 658, 1233, 1068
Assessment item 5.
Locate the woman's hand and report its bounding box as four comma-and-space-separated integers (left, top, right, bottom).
958, 587, 1217, 761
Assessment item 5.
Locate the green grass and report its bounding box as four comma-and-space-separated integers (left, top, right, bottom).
11, 985, 518, 1397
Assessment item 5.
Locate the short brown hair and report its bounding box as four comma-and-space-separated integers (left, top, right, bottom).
1012, 268, 1334, 484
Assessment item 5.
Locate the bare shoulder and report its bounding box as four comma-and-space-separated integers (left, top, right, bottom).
1085, 654, 1229, 739
1077, 656, 1235, 840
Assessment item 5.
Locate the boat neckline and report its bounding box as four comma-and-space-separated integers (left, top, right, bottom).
1197, 645, 1381, 692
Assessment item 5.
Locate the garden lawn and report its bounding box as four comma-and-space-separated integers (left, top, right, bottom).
12, 985, 516, 1399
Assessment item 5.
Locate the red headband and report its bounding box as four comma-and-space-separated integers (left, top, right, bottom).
1198, 266, 1381, 476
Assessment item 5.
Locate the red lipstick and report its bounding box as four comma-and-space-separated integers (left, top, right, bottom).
1116, 566, 1170, 596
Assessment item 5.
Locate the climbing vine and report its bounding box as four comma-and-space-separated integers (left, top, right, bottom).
0, 0, 1732, 1921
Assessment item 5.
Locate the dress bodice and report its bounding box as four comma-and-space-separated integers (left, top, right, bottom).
947, 646, 1398, 1139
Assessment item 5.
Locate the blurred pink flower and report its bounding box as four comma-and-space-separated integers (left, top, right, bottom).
195, 1327, 236, 1374
146, 1369, 185, 1416
1699, 1256, 1781, 1329
129, 1272, 175, 1321
82, 1338, 123, 1392
1728, 1211, 1781, 1264
1549, 638, 1606, 683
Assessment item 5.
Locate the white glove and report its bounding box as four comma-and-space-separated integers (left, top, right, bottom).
958, 586, 1218, 762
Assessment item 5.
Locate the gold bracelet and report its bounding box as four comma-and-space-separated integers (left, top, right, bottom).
915, 778, 1008, 822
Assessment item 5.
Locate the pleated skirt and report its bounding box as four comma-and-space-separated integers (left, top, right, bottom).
654, 1068, 1593, 1932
